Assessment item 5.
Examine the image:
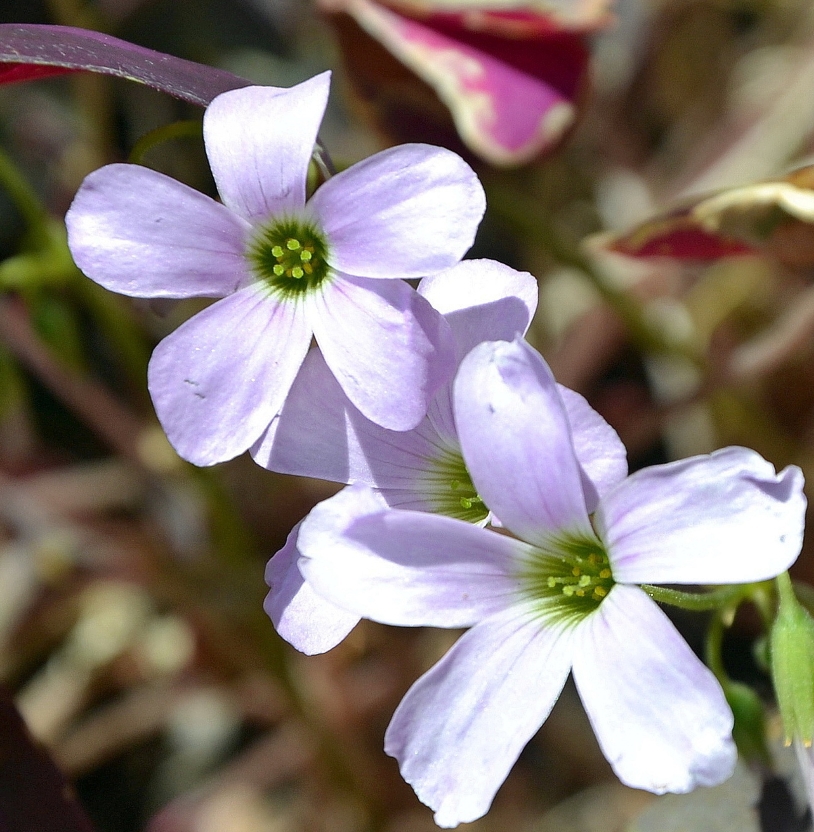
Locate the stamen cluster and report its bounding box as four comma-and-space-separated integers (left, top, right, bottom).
248, 218, 330, 298
519, 534, 615, 626
425, 449, 488, 523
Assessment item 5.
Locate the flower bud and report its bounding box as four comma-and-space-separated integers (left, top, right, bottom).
770, 573, 814, 745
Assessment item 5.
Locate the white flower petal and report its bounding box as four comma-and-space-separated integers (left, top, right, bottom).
311, 144, 485, 279
596, 446, 806, 585
203, 74, 330, 221
66, 164, 249, 298
558, 385, 628, 511
573, 585, 736, 794
454, 338, 593, 546
252, 347, 449, 499
297, 484, 522, 628
264, 521, 359, 655
385, 607, 575, 827
418, 259, 538, 359
147, 286, 311, 465
310, 275, 455, 431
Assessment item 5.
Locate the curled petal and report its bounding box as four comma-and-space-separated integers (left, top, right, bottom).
148, 286, 311, 466
596, 447, 806, 585
203, 74, 330, 221
264, 521, 359, 655
454, 338, 592, 546
310, 275, 455, 431
558, 385, 628, 512
385, 608, 575, 827
297, 484, 523, 628
66, 164, 249, 298
418, 259, 538, 359
573, 585, 736, 793
311, 144, 485, 279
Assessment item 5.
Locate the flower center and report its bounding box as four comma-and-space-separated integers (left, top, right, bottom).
248, 217, 330, 298
518, 534, 615, 626
425, 448, 488, 524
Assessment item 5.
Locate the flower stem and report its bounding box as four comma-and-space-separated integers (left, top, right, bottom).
0, 146, 50, 245
705, 610, 728, 683
640, 583, 745, 611
776, 570, 797, 608
128, 120, 203, 165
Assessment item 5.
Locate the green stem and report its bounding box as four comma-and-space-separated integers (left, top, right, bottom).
705, 610, 728, 684
776, 571, 796, 608
129, 120, 204, 165
0, 146, 50, 244
640, 583, 744, 611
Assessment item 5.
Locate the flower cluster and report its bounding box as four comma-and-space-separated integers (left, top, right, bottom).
66, 71, 808, 828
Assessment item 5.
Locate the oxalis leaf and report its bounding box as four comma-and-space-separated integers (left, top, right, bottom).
0, 685, 97, 831
0, 24, 251, 106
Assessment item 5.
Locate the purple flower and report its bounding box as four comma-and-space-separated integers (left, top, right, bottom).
295, 337, 806, 826
66, 72, 485, 465
260, 259, 627, 654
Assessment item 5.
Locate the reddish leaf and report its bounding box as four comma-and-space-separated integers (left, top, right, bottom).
0, 24, 251, 106
607, 166, 814, 264
0, 63, 78, 84
608, 208, 755, 260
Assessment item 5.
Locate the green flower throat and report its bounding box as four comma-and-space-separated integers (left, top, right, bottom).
520, 535, 616, 626
248, 218, 330, 298
428, 449, 488, 524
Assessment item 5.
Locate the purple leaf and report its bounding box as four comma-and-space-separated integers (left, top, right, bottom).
0, 24, 251, 106
0, 685, 97, 832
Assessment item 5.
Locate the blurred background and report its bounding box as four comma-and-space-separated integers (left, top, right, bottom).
1, 0, 814, 830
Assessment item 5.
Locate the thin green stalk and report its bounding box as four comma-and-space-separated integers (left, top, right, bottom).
129, 120, 203, 165
640, 583, 744, 612
705, 610, 728, 684
0, 146, 50, 245
777, 571, 797, 607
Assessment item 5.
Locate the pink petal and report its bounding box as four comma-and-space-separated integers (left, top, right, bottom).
203, 73, 330, 222
264, 521, 359, 655
297, 483, 523, 628
310, 143, 485, 279
596, 447, 806, 585
147, 286, 311, 466
573, 585, 736, 793
340, 0, 588, 166
454, 338, 593, 546
385, 607, 575, 827
309, 275, 455, 431
66, 164, 250, 298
